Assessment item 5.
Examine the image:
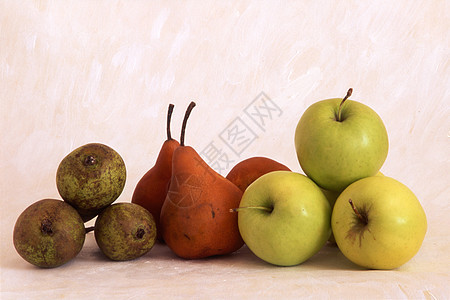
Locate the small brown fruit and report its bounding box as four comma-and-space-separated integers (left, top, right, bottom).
56, 143, 126, 221
13, 199, 86, 268
94, 203, 157, 261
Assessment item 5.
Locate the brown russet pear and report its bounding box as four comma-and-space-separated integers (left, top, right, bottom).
56, 143, 126, 222
132, 104, 179, 242
160, 102, 244, 259
13, 199, 86, 268
226, 157, 291, 192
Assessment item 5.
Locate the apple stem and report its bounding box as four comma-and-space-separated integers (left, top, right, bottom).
348, 199, 367, 224
337, 88, 353, 122
180, 101, 196, 146
229, 206, 273, 213
167, 104, 175, 140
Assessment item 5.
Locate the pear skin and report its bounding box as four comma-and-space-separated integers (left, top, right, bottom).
56, 143, 126, 222
226, 157, 291, 192
13, 199, 86, 268
160, 102, 244, 259
161, 146, 244, 259
132, 104, 179, 242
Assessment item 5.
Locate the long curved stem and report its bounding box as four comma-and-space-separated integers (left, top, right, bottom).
180, 101, 196, 146
167, 104, 175, 140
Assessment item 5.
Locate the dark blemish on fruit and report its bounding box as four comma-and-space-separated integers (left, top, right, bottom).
183, 233, 191, 240
83, 155, 97, 166
41, 219, 53, 235
136, 228, 146, 239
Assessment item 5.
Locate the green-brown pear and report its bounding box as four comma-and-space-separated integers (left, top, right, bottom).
94, 203, 157, 261
13, 199, 86, 268
56, 143, 126, 221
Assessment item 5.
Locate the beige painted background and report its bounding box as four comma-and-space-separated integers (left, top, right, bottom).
1, 1, 449, 298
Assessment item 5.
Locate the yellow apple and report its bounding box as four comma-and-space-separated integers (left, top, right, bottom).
331, 176, 427, 269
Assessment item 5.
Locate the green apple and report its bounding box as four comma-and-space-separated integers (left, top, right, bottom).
331, 176, 427, 269
235, 171, 331, 266
321, 188, 340, 244
295, 89, 389, 191
323, 171, 383, 244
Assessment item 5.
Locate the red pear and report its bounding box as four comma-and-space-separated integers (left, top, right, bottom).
131, 104, 179, 242
160, 102, 244, 259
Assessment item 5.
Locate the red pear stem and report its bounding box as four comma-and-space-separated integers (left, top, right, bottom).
348, 199, 364, 223
180, 101, 196, 146
337, 88, 353, 122
167, 104, 175, 140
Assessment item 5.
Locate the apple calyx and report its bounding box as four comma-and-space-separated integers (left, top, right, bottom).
336, 88, 353, 122
167, 103, 175, 140
229, 206, 273, 213
348, 199, 368, 226
180, 101, 196, 146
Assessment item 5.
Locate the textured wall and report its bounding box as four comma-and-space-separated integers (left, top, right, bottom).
1, 1, 449, 298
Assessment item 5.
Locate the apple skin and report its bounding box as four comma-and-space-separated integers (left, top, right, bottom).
331, 176, 427, 270
323, 171, 383, 244
321, 189, 340, 244
295, 97, 389, 191
237, 171, 331, 266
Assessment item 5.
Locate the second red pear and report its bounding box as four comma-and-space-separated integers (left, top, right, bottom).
131, 104, 179, 242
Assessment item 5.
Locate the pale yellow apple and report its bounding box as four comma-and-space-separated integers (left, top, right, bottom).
323, 171, 383, 244
331, 176, 427, 269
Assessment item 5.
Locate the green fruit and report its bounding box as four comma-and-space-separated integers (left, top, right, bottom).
13, 199, 86, 268
322, 172, 383, 244
236, 171, 331, 266
321, 188, 340, 244
294, 89, 389, 192
332, 176, 427, 269
56, 143, 126, 221
94, 203, 157, 261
